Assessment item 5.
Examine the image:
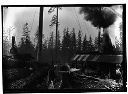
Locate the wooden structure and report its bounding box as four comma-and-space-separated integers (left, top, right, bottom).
71, 54, 123, 79
10, 36, 17, 56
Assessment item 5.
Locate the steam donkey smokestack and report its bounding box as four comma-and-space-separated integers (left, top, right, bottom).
12, 36, 15, 47
10, 36, 17, 55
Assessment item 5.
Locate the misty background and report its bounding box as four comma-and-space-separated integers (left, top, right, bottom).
3, 6, 122, 45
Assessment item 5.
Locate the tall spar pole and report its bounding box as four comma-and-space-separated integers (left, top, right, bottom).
56, 7, 58, 64
37, 7, 43, 63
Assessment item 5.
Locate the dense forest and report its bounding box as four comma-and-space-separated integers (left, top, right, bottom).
3, 22, 122, 64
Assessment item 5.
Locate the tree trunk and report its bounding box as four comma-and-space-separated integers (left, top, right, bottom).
56, 7, 58, 64
37, 7, 43, 63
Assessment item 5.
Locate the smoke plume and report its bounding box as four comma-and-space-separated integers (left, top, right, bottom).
79, 6, 117, 28
79, 5, 123, 47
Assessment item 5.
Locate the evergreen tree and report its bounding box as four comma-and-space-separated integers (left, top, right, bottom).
82, 33, 88, 53
94, 31, 101, 52
62, 28, 71, 51
18, 23, 35, 58
48, 31, 54, 49
62, 28, 66, 52
94, 37, 98, 51
70, 28, 76, 54
61, 28, 73, 62
43, 39, 48, 50
77, 30, 82, 53
65, 28, 71, 49
85, 35, 94, 53
22, 23, 30, 41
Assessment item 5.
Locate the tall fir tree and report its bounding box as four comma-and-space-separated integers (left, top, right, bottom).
77, 30, 82, 53
57, 30, 61, 51
61, 28, 73, 62
48, 31, 54, 49
22, 23, 30, 41
62, 27, 71, 51
94, 31, 101, 52
65, 28, 71, 49
42, 39, 48, 50
82, 33, 88, 53
18, 23, 35, 58
70, 28, 77, 54
86, 35, 94, 53
62, 28, 66, 52
94, 37, 98, 51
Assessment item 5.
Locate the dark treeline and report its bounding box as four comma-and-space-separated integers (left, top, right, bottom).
3, 22, 122, 64
14, 23, 96, 64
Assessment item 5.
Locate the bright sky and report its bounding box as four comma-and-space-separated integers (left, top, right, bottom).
3, 6, 122, 46
3, 7, 99, 45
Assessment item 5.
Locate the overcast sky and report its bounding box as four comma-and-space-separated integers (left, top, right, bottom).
3, 6, 122, 46
3, 7, 99, 44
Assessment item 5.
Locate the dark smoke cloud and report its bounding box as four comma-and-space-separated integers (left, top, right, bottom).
79, 6, 117, 28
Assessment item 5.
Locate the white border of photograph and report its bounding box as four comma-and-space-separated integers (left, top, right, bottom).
0, 0, 127, 94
